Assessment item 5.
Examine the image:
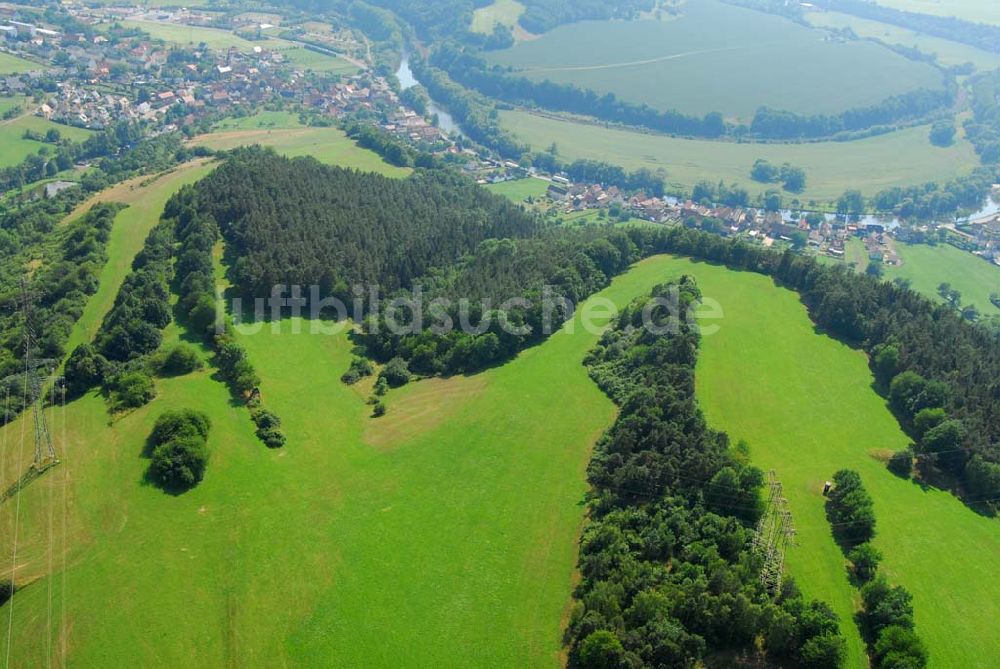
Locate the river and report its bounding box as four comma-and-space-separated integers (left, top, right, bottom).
395, 55, 462, 135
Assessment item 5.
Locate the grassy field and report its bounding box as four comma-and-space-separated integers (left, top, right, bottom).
484, 176, 549, 202
281, 47, 359, 75
487, 0, 944, 120
501, 110, 979, 203
0, 52, 43, 74
2, 250, 998, 665
191, 124, 411, 177
0, 115, 93, 168
658, 256, 1000, 668
883, 242, 1000, 315
121, 20, 285, 51
873, 0, 1000, 25
471, 0, 525, 34
0, 254, 685, 666
805, 9, 1000, 70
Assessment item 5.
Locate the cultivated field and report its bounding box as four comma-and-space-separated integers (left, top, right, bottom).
501, 110, 978, 203
471, 0, 525, 34
0, 52, 43, 74
0, 115, 92, 168
805, 9, 1000, 70
884, 242, 1000, 315
487, 0, 945, 120
872, 0, 1000, 25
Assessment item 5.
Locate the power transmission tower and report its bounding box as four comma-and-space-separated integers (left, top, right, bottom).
753, 470, 796, 595
15, 279, 57, 467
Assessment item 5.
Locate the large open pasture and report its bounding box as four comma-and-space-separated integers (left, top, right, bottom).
0, 115, 93, 168
805, 9, 1000, 70
487, 0, 945, 120
501, 110, 978, 203
280, 46, 359, 75
2, 246, 998, 665
884, 242, 1000, 316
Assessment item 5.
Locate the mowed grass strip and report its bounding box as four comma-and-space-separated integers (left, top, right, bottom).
487, 0, 944, 119
654, 256, 1000, 669
500, 109, 979, 203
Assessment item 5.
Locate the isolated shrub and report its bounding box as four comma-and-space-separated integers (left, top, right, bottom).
160, 343, 203, 376
378, 356, 410, 387
150, 409, 211, 445
147, 409, 212, 489
373, 376, 388, 396
372, 401, 386, 417
887, 449, 913, 478
341, 357, 374, 384
250, 408, 281, 431
149, 435, 209, 488
110, 371, 156, 410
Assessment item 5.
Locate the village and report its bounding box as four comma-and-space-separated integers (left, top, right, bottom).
1, 2, 999, 270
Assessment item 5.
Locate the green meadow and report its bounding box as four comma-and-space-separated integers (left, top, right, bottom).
501, 110, 979, 203
280, 47, 359, 75
805, 9, 1000, 70
872, 0, 1000, 25
191, 121, 411, 177
2, 242, 998, 665
670, 256, 1000, 668
121, 19, 285, 51
487, 0, 944, 120
0, 52, 42, 75
471, 0, 525, 34
484, 176, 549, 202
884, 242, 1000, 315
0, 116, 93, 168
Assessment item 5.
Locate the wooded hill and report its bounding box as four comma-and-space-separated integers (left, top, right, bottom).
188, 148, 540, 297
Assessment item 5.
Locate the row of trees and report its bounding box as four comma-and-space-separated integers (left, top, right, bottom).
565, 277, 847, 667
164, 184, 287, 449
825, 469, 928, 668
